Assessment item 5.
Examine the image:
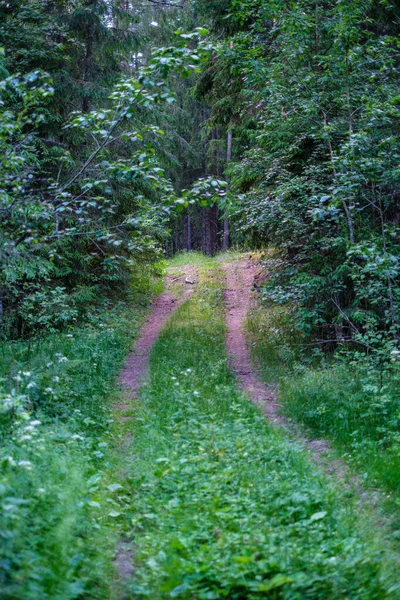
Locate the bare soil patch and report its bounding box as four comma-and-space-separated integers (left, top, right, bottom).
224, 260, 284, 426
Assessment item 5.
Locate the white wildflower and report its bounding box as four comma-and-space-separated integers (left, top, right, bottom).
2, 397, 13, 409
58, 356, 68, 363
52, 376, 60, 383
18, 460, 32, 469
27, 382, 36, 389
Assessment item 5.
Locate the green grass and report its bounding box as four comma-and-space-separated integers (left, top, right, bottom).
118, 261, 398, 599
168, 250, 246, 270
280, 363, 400, 497
246, 297, 400, 513
246, 303, 302, 384
0, 301, 149, 599
3, 255, 400, 599
168, 251, 221, 268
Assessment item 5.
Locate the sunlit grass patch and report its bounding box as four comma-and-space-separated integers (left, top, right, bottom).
169, 251, 218, 269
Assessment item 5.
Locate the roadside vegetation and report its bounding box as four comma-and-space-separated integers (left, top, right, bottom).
0, 288, 155, 598
247, 296, 400, 507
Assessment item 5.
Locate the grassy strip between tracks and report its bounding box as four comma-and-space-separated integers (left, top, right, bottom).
119, 258, 399, 600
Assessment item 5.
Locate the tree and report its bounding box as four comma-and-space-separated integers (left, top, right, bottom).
203, 0, 400, 344
0, 23, 213, 337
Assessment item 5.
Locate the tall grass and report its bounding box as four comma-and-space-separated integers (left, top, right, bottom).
281, 361, 400, 494
247, 301, 400, 500
246, 303, 302, 383
0, 302, 147, 599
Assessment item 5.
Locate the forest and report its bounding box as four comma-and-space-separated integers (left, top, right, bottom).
1, 0, 400, 598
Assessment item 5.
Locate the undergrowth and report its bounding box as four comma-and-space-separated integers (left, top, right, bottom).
247, 297, 400, 511
0, 300, 148, 599
119, 261, 398, 599
246, 303, 302, 384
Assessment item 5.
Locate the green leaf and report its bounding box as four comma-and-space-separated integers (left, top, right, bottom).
107, 483, 123, 492
310, 511, 327, 522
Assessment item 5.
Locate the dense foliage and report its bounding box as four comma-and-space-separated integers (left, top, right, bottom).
2, 1, 399, 343
0, 0, 219, 338
0, 297, 149, 597
197, 0, 400, 351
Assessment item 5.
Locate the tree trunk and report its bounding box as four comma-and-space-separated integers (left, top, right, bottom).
82, 23, 93, 113
322, 111, 354, 244
222, 130, 232, 251
209, 203, 218, 256
187, 212, 192, 251
201, 207, 208, 254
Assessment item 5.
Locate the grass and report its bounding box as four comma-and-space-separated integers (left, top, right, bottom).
117, 260, 399, 599
246, 297, 400, 516
0, 300, 150, 599
280, 362, 400, 497
168, 250, 247, 270
2, 253, 400, 599
246, 303, 302, 384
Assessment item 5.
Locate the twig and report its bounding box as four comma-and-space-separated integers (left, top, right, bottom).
331, 297, 360, 334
